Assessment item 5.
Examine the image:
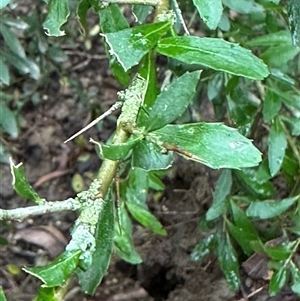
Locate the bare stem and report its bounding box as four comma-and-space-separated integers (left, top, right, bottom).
0, 198, 80, 221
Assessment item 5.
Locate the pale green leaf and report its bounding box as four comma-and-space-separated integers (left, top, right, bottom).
192, 0, 223, 30
148, 123, 262, 169
0, 102, 18, 137
268, 117, 287, 176
43, 0, 70, 36
223, 0, 264, 14
0, 59, 10, 85
0, 0, 10, 9
246, 195, 299, 219
156, 36, 269, 79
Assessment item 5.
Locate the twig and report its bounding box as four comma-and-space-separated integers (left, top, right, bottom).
64, 101, 123, 143
0, 198, 80, 221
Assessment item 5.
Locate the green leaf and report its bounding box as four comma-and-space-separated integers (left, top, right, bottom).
92, 137, 141, 161
290, 261, 300, 295
24, 251, 81, 287
263, 89, 282, 122
269, 87, 300, 110
114, 202, 142, 264
0, 287, 7, 301
234, 169, 274, 198
0, 59, 9, 85
268, 117, 287, 176
206, 169, 232, 220
132, 140, 174, 171
263, 242, 295, 261
0, 0, 10, 9
133, 5, 153, 24
139, 71, 201, 131
222, 0, 264, 14
281, 116, 300, 136
126, 201, 166, 235
207, 73, 224, 101
103, 21, 171, 71
156, 36, 269, 80
78, 197, 114, 294
287, 0, 300, 47
43, 0, 70, 36
246, 195, 299, 219
269, 265, 287, 296
247, 31, 292, 47
10, 161, 44, 203
34, 287, 60, 301
76, 0, 91, 35
191, 234, 215, 261
148, 123, 262, 169
0, 102, 18, 138
216, 231, 240, 291
192, 0, 223, 30
0, 23, 26, 58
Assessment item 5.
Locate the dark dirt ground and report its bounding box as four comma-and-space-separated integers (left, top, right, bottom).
1, 5, 300, 301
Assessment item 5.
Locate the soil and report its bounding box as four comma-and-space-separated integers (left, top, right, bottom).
0, 5, 299, 301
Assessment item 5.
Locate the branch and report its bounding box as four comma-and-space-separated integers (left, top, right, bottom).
0, 198, 80, 221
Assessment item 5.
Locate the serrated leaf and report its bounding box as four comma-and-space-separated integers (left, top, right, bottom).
287, 0, 300, 47
223, 0, 264, 14
234, 169, 274, 198
24, 251, 81, 287
263, 89, 282, 122
156, 36, 269, 80
148, 123, 262, 169
43, 0, 70, 36
246, 195, 299, 219
0, 102, 18, 138
192, 0, 223, 30
268, 117, 287, 176
126, 201, 166, 235
206, 169, 232, 220
191, 234, 215, 261
132, 140, 173, 171
216, 231, 240, 291
10, 161, 43, 203
0, 0, 10, 9
103, 21, 171, 71
0, 59, 9, 85
92, 137, 141, 161
33, 287, 60, 301
138, 71, 201, 131
78, 197, 114, 294
269, 266, 287, 296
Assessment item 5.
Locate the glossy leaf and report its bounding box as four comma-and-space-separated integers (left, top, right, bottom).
34, 287, 60, 301
139, 71, 201, 131
246, 195, 299, 219
216, 232, 240, 291
24, 251, 81, 287
0, 0, 10, 9
114, 203, 142, 264
206, 169, 232, 220
191, 234, 215, 261
234, 169, 274, 198
132, 140, 173, 171
223, 0, 264, 14
290, 262, 300, 295
263, 242, 295, 261
269, 266, 287, 296
0, 59, 9, 85
263, 89, 281, 122
148, 123, 262, 169
43, 0, 70, 36
287, 0, 300, 47
0, 102, 18, 138
268, 117, 287, 176
192, 0, 223, 30
126, 201, 166, 235
10, 161, 44, 203
103, 21, 171, 71
78, 197, 114, 294
92, 137, 141, 161
156, 36, 269, 80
